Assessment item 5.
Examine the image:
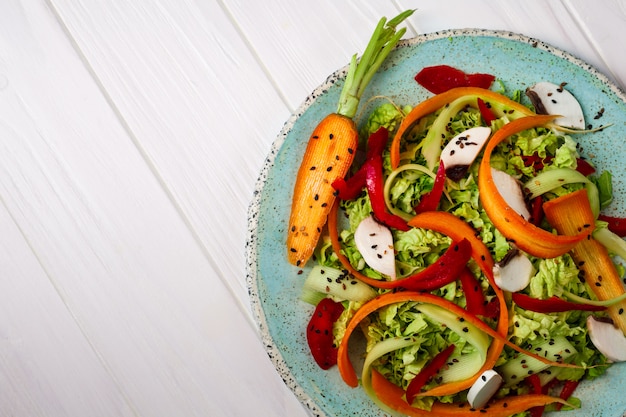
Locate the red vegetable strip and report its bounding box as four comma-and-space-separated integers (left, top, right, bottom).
358, 127, 410, 231
364, 161, 410, 231
556, 380, 580, 410
526, 374, 545, 417
598, 214, 626, 237
331, 168, 366, 200
477, 97, 497, 126
415, 160, 446, 213
414, 65, 495, 94
369, 368, 571, 417
458, 267, 487, 316
512, 293, 606, 313
306, 298, 344, 370
395, 239, 472, 291
467, 73, 496, 90
575, 158, 596, 176
405, 344, 456, 404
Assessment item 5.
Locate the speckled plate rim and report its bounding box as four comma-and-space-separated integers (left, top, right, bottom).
245, 28, 626, 417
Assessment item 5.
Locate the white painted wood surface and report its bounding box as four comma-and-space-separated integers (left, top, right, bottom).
0, 1, 624, 416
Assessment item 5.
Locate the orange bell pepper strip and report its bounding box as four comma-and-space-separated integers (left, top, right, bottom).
370, 369, 570, 417
336, 291, 581, 390
477, 114, 591, 258
390, 87, 534, 169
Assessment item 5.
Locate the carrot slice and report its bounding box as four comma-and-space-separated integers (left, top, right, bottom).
477, 114, 591, 258
370, 369, 570, 417
543, 189, 626, 335
336, 291, 580, 390
407, 211, 508, 397
390, 87, 534, 169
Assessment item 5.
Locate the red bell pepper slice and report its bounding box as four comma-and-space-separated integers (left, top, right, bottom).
332, 127, 409, 231
526, 374, 545, 417
414, 65, 495, 94
598, 214, 626, 237
512, 293, 606, 313
332, 168, 366, 200
575, 158, 596, 176
405, 343, 456, 404
394, 238, 472, 291
458, 267, 487, 316
556, 380, 580, 410
363, 129, 410, 231
477, 97, 497, 126
306, 298, 345, 370
415, 160, 446, 213
331, 127, 385, 199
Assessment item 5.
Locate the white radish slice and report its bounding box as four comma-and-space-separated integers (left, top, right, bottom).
467, 369, 503, 409
587, 316, 626, 362
526, 81, 585, 129
440, 126, 492, 181
490, 168, 531, 220
354, 215, 396, 280
493, 249, 534, 292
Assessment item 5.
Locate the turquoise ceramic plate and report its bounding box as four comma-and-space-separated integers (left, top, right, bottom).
246, 29, 626, 417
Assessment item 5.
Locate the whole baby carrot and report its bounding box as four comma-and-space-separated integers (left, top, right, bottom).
287, 10, 414, 267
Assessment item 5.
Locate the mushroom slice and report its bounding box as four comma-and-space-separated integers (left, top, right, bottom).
493, 248, 534, 292
467, 369, 503, 409
490, 168, 531, 220
587, 316, 626, 362
526, 81, 585, 129
354, 215, 396, 280
441, 126, 492, 181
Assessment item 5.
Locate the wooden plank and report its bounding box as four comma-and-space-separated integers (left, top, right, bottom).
1, 1, 308, 416
0, 207, 134, 416
49, 0, 293, 304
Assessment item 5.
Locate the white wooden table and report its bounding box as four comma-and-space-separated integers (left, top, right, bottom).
1, 1, 624, 416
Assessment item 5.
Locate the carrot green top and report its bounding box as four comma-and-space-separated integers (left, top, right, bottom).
336, 10, 414, 119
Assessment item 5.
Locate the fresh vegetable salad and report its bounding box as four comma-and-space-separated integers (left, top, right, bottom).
285, 11, 626, 417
